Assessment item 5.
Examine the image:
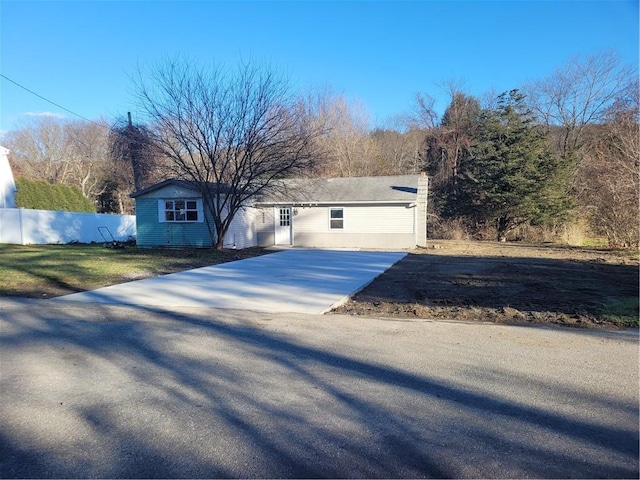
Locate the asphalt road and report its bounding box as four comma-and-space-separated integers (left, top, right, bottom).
1, 298, 638, 478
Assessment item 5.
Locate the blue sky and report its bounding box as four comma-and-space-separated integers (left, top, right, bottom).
1, 1, 638, 135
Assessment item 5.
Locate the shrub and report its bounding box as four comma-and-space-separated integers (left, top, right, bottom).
427, 217, 471, 240
15, 178, 96, 212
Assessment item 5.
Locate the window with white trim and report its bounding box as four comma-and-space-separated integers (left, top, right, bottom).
330, 207, 344, 229
162, 199, 202, 222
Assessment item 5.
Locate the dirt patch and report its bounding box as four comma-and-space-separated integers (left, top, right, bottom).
331, 241, 639, 329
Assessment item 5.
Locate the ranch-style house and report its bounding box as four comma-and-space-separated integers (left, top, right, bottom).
131, 174, 428, 250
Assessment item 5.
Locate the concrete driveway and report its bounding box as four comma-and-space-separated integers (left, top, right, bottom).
1, 300, 637, 479
56, 249, 407, 313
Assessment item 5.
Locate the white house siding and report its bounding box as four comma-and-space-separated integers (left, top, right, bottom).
346, 205, 414, 233
256, 207, 275, 247
295, 205, 413, 233
0, 146, 16, 209
291, 204, 415, 249
416, 174, 428, 247
223, 207, 258, 249
293, 231, 414, 249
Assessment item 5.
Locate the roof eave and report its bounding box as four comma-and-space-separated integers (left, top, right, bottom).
129, 179, 183, 198
253, 200, 416, 206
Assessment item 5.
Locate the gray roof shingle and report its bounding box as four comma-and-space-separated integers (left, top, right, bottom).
257, 175, 420, 204
131, 175, 422, 204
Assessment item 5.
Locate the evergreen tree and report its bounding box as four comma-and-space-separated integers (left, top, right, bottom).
15, 178, 96, 212
457, 90, 572, 241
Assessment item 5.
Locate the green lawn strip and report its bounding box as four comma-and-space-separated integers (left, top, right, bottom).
600, 297, 640, 327
0, 244, 268, 297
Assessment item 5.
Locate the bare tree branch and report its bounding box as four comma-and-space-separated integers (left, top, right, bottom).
134, 57, 322, 249
524, 50, 636, 157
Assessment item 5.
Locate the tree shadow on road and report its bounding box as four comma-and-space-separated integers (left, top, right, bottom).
1, 301, 638, 478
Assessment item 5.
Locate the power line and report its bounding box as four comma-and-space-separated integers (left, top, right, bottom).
1, 73, 103, 125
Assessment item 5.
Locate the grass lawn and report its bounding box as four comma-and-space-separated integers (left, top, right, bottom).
0, 243, 270, 298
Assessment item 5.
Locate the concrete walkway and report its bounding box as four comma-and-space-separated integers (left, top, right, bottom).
56, 249, 407, 314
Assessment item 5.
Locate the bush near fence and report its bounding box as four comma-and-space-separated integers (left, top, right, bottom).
15, 178, 96, 212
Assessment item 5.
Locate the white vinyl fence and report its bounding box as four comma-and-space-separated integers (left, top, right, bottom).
0, 208, 136, 245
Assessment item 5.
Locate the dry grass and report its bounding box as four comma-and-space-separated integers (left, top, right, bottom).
0, 244, 270, 298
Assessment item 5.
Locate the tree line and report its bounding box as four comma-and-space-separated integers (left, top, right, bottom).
1, 50, 637, 247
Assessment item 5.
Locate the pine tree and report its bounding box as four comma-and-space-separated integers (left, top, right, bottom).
457, 90, 572, 241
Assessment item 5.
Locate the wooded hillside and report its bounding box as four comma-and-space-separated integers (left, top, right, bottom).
2, 51, 637, 246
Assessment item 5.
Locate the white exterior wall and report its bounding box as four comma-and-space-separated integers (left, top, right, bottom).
294, 205, 414, 234
290, 204, 416, 249
0, 146, 16, 209
0, 208, 136, 245
255, 207, 275, 246
223, 206, 258, 249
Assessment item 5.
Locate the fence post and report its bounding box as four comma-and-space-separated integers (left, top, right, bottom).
19, 207, 24, 245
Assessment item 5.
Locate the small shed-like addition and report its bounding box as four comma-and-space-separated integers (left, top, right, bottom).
130, 179, 257, 248
253, 174, 428, 249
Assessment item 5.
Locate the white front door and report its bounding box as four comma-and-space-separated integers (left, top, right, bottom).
274, 206, 292, 245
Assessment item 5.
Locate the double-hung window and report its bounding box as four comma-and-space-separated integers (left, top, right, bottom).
330, 207, 344, 229
163, 199, 201, 222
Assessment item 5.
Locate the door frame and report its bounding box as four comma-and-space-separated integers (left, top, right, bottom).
274, 206, 293, 245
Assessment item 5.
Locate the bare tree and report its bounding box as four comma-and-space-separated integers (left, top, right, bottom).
524, 50, 636, 159
438, 90, 481, 181
577, 83, 639, 247
134, 57, 321, 249
412, 92, 439, 129
310, 94, 377, 177
420, 87, 481, 199
64, 120, 111, 199
1, 117, 115, 206
2, 117, 72, 184
370, 127, 424, 175
523, 51, 638, 245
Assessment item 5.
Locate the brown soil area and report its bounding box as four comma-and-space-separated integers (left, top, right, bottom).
332, 241, 639, 329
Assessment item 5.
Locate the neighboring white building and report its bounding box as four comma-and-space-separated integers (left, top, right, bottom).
0, 147, 16, 208
0, 146, 16, 208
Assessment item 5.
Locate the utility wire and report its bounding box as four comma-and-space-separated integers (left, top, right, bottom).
1, 73, 103, 125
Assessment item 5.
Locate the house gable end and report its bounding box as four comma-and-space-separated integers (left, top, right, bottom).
142, 185, 201, 200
